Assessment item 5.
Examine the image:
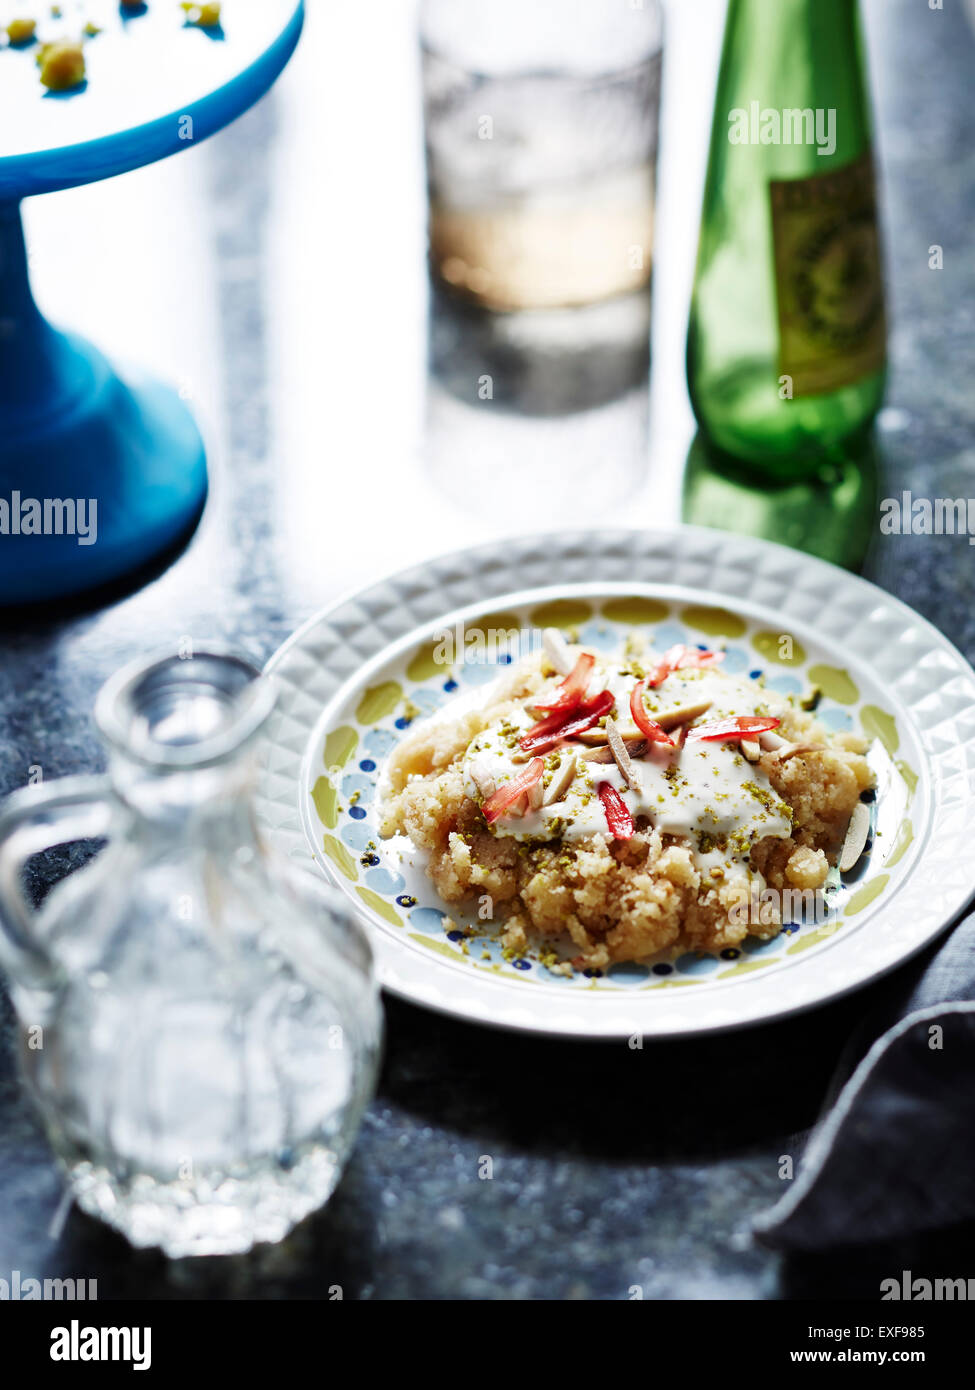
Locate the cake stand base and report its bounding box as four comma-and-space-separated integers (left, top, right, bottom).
0, 202, 207, 606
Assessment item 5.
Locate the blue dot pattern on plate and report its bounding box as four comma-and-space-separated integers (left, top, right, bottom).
654, 622, 689, 648
341, 773, 374, 803
458, 660, 503, 686
765, 674, 802, 696
363, 728, 398, 756
411, 688, 443, 715
410, 907, 448, 935
720, 647, 749, 674
365, 866, 405, 895
674, 952, 722, 975
340, 821, 375, 851
818, 706, 854, 732
576, 622, 618, 652
742, 933, 783, 955
606, 961, 651, 984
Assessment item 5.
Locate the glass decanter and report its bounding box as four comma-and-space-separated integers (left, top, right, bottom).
0, 647, 382, 1258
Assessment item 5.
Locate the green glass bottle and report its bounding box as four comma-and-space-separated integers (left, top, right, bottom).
687, 0, 886, 476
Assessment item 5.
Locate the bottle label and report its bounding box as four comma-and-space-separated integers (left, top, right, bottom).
770, 151, 886, 397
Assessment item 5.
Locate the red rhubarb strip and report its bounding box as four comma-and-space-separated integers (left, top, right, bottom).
629, 680, 676, 745
646, 644, 725, 687
518, 689, 615, 756
533, 652, 595, 715
481, 758, 545, 824
686, 715, 781, 743
597, 782, 634, 839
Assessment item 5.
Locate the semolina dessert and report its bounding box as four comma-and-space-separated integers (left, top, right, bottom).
379, 627, 875, 973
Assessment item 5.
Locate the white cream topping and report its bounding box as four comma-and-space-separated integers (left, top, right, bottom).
463, 658, 794, 873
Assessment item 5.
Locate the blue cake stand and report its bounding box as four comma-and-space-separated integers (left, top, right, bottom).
0, 0, 303, 604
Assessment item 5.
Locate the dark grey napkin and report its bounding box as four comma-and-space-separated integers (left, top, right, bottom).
753, 909, 975, 1251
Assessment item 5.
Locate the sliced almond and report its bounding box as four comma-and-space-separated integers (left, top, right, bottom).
838, 801, 871, 872
773, 742, 827, 763
759, 729, 788, 752
575, 722, 642, 746
741, 738, 761, 762
527, 778, 544, 811
580, 745, 609, 763
582, 738, 647, 764
606, 718, 641, 791
470, 767, 497, 799
574, 727, 609, 746
542, 627, 574, 676
542, 753, 577, 805
653, 699, 713, 731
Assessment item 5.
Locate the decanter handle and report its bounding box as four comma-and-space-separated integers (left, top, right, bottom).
0, 776, 115, 992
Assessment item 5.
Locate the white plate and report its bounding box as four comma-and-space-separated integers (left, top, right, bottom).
256, 527, 975, 1039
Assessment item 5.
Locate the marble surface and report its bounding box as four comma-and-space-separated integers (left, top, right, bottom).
1, 0, 974, 1299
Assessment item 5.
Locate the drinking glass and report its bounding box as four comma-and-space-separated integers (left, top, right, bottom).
422, 0, 663, 311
